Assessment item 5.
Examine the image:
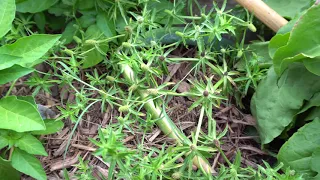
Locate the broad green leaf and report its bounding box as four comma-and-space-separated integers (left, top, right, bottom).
16, 0, 58, 13
0, 65, 33, 85
34, 12, 46, 33
264, 0, 314, 19
300, 92, 320, 113
0, 34, 61, 67
0, 157, 20, 180
0, 0, 16, 38
16, 96, 37, 108
278, 119, 320, 178
15, 134, 47, 156
61, 21, 78, 45
0, 135, 9, 149
77, 0, 95, 10
0, 96, 45, 132
79, 14, 96, 28
304, 107, 320, 121
271, 4, 320, 75
11, 149, 46, 180
268, 33, 290, 58
311, 148, 320, 179
0, 54, 22, 70
32, 119, 64, 135
97, 12, 116, 38
251, 64, 320, 144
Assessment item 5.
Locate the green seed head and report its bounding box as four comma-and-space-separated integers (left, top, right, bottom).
141, 63, 150, 71
106, 76, 115, 82
247, 23, 257, 32
73, 36, 82, 44
129, 84, 138, 92
175, 31, 184, 37
137, 16, 144, 24
172, 172, 182, 179
122, 42, 132, 48
63, 49, 74, 56
236, 49, 243, 59
125, 26, 133, 34
220, 48, 226, 54
119, 105, 129, 112
85, 39, 97, 45
150, 40, 157, 47
147, 88, 158, 95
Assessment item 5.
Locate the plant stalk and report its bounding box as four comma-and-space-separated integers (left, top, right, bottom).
121, 64, 212, 174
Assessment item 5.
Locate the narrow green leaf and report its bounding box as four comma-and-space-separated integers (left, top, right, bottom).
0, 157, 20, 180
0, 34, 61, 67
32, 119, 64, 135
15, 134, 47, 156
0, 0, 16, 38
0, 54, 22, 70
16, 0, 58, 13
278, 119, 320, 178
0, 96, 45, 132
11, 149, 46, 180
0, 65, 33, 85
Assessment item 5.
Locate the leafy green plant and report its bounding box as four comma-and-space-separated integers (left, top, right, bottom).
0, 1, 64, 179
251, 2, 320, 178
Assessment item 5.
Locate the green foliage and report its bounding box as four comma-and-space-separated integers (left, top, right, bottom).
269, 4, 320, 76
264, 0, 314, 19
251, 64, 320, 144
0, 96, 45, 132
252, 2, 320, 177
1, 0, 304, 179
0, 0, 16, 38
11, 148, 47, 180
16, 0, 59, 13
278, 119, 320, 179
0, 157, 20, 180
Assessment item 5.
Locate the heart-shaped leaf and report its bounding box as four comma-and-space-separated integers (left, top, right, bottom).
11, 149, 46, 180
0, 34, 61, 67
15, 134, 47, 156
0, 96, 45, 132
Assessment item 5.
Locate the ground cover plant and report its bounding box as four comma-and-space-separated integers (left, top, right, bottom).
0, 0, 319, 179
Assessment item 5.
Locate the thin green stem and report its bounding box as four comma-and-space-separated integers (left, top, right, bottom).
5, 79, 18, 97
194, 106, 205, 144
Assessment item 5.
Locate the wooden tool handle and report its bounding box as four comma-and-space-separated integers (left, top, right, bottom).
235, 0, 288, 32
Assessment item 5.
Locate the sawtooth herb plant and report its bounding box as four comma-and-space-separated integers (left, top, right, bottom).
0, 0, 314, 179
